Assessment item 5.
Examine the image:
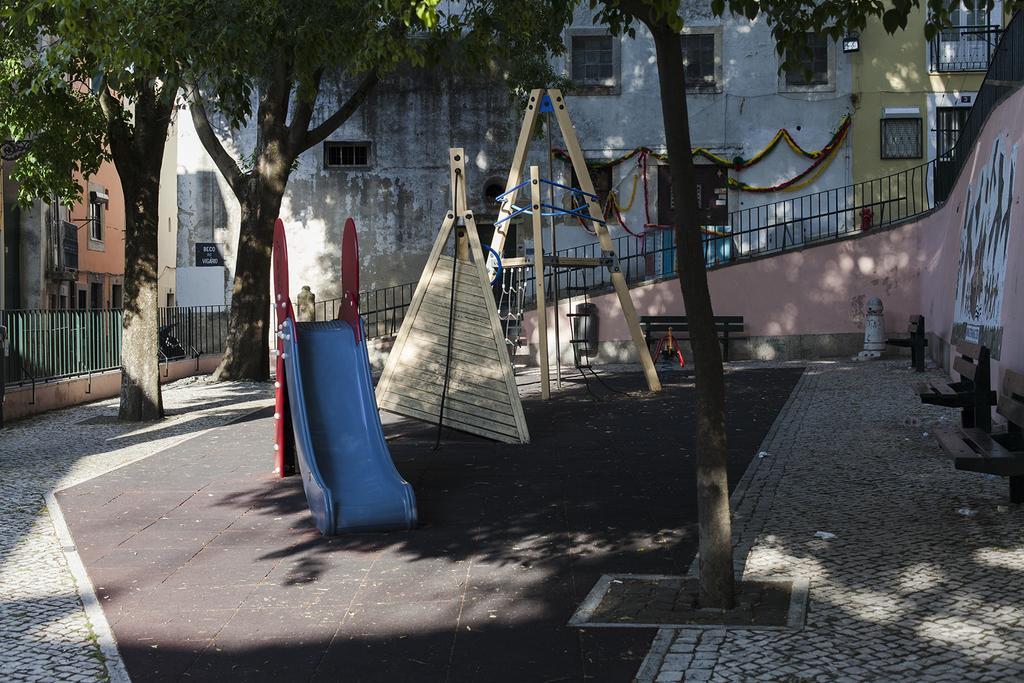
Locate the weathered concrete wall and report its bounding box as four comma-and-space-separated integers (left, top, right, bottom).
176, 4, 855, 306
177, 71, 528, 303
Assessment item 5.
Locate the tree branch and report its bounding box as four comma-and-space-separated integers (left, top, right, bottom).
98, 84, 131, 163
300, 72, 378, 154
287, 69, 323, 157
187, 83, 246, 196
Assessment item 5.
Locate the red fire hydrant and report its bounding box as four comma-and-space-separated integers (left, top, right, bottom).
860, 206, 874, 231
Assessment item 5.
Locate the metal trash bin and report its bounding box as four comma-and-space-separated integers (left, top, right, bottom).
569, 303, 598, 366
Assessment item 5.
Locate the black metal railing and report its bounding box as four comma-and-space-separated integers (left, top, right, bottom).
309, 282, 416, 339
936, 12, 1024, 201
157, 306, 229, 357
930, 24, 1003, 72
315, 13, 1024, 329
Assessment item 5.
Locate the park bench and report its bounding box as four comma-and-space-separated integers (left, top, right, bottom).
934, 370, 1024, 504
914, 342, 996, 431
887, 314, 928, 372
640, 316, 746, 362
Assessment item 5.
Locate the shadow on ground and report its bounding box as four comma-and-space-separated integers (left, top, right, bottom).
58, 367, 803, 682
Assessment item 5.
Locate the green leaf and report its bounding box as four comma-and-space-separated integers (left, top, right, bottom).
882, 9, 901, 33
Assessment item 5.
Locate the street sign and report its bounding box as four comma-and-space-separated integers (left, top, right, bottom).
196, 243, 225, 267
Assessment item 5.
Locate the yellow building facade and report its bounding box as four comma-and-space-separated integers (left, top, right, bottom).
850, 3, 1009, 184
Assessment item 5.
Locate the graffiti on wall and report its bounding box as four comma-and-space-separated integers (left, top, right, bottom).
953, 136, 1016, 359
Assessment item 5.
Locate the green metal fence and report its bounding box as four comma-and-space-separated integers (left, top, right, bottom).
1, 306, 228, 388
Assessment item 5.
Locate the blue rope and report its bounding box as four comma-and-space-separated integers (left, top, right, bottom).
494, 179, 531, 202
538, 177, 599, 201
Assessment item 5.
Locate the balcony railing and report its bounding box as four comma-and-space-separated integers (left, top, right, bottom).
935, 12, 1024, 201
930, 25, 1003, 72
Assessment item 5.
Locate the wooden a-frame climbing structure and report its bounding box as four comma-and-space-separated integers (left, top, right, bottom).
375, 149, 531, 444
488, 88, 662, 397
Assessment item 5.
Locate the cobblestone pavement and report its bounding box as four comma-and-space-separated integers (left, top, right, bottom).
0, 378, 272, 682
647, 360, 1024, 682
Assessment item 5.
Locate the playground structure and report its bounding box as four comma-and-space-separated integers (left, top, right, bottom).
376, 90, 661, 444
375, 150, 531, 444
272, 217, 416, 534
488, 89, 662, 400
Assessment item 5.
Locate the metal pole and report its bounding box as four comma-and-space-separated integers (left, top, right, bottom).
546, 112, 561, 390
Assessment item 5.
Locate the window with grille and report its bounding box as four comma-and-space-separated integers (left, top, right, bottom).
570, 34, 616, 86
784, 33, 831, 87
681, 33, 717, 89
881, 118, 923, 159
324, 142, 370, 168
936, 107, 971, 160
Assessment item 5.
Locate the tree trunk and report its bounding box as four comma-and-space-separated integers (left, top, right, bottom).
213, 178, 286, 381
649, 22, 735, 609
110, 145, 167, 423
118, 169, 163, 420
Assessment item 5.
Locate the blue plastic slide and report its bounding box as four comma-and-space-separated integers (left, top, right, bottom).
279, 317, 417, 534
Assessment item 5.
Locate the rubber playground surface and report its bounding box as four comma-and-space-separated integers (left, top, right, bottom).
56, 366, 803, 682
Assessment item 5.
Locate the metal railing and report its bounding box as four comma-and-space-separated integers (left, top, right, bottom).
157, 306, 229, 357
328, 13, 1024, 332
936, 11, 1024, 201
930, 25, 1003, 72
309, 281, 416, 340
2, 305, 228, 388
2, 308, 123, 387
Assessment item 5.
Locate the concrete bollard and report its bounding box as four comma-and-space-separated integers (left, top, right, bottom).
855, 297, 886, 361
297, 286, 316, 322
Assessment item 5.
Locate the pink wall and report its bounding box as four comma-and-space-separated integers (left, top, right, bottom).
524, 83, 1024, 380
916, 88, 1024, 384
523, 221, 926, 351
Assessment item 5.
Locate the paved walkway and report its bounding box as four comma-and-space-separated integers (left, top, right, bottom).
0, 379, 272, 682
646, 360, 1024, 682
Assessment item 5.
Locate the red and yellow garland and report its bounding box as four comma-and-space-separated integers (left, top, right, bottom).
554, 115, 851, 194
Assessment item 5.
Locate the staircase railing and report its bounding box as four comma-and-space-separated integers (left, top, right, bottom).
355, 11, 1024, 339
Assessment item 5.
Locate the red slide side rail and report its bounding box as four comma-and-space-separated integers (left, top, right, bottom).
273, 218, 297, 477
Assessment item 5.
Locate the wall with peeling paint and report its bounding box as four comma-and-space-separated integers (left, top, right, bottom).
174, 3, 854, 306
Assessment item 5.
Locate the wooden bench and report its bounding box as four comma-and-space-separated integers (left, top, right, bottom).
914, 342, 996, 431
887, 314, 928, 372
935, 370, 1024, 503
640, 316, 746, 362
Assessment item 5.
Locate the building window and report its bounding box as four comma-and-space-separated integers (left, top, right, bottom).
324, 142, 370, 168
77, 289, 87, 310
88, 198, 104, 242
568, 31, 619, 91
570, 164, 614, 214
881, 118, 923, 159
90, 281, 104, 309
784, 33, 832, 89
681, 33, 718, 90
111, 284, 123, 309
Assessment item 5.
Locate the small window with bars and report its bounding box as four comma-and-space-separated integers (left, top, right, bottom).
324, 141, 370, 168
681, 33, 717, 90
880, 118, 923, 159
570, 33, 617, 87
